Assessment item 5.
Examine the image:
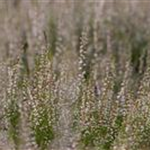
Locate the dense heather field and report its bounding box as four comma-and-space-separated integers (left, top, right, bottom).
1, 1, 150, 150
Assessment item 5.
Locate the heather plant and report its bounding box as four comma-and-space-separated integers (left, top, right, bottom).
3, 52, 56, 150
77, 61, 117, 150
1, 1, 150, 150
29, 52, 56, 150
4, 62, 21, 150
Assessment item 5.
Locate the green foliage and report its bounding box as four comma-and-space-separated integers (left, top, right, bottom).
114, 115, 124, 129
79, 113, 124, 150
5, 100, 20, 150
47, 15, 58, 60
31, 106, 54, 150
80, 125, 113, 150
130, 116, 150, 150
138, 123, 150, 148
